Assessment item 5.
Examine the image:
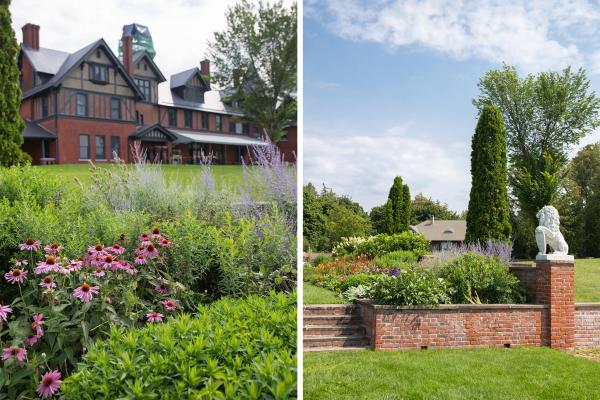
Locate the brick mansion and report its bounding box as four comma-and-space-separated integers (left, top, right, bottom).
18, 23, 296, 165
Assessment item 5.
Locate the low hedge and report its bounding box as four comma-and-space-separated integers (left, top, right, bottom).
333, 232, 429, 258
61, 292, 297, 399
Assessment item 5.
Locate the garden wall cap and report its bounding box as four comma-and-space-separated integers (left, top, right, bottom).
356, 300, 547, 311
535, 254, 574, 262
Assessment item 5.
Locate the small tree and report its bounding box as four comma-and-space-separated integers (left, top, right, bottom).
209, 0, 297, 142
0, 1, 30, 166
466, 104, 511, 243
384, 176, 411, 234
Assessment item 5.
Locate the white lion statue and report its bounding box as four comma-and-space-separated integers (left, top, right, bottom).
535, 205, 568, 255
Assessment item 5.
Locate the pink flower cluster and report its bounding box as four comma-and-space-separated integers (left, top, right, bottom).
1, 231, 176, 397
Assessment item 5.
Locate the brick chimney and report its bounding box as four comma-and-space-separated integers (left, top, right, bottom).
200, 59, 210, 85
121, 35, 133, 75
22, 23, 40, 50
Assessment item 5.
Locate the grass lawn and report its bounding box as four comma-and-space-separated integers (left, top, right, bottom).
303, 282, 348, 304
37, 163, 246, 187
575, 258, 600, 302
304, 347, 600, 400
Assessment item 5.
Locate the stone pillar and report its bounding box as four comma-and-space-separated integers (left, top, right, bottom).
535, 255, 575, 349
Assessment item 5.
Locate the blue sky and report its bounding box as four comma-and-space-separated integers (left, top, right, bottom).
303, 0, 600, 213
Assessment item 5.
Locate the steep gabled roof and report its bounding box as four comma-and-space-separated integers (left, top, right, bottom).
21, 45, 69, 75
132, 50, 166, 82
22, 38, 144, 100
129, 124, 177, 142
169, 67, 209, 89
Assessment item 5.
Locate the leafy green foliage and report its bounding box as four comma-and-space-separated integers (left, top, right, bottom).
440, 252, 527, 304
209, 0, 297, 141
410, 193, 461, 225
61, 293, 297, 399
466, 103, 511, 243
372, 250, 419, 269
474, 64, 600, 230
384, 176, 411, 234
367, 268, 451, 306
303, 184, 371, 251
332, 232, 429, 259
557, 144, 600, 257
0, 3, 31, 166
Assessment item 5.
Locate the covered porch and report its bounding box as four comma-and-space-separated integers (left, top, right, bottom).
22, 120, 57, 165
170, 129, 268, 165
129, 124, 178, 163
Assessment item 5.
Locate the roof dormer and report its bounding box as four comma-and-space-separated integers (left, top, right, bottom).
170, 67, 210, 103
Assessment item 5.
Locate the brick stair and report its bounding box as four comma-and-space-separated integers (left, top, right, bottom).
303, 305, 370, 352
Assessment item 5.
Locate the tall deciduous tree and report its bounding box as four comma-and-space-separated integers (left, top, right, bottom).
0, 1, 30, 166
466, 104, 511, 243
384, 176, 411, 234
473, 64, 600, 224
209, 0, 297, 142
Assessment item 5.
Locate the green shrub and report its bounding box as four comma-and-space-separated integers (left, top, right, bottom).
368, 268, 451, 305
333, 232, 429, 258
61, 292, 297, 399
334, 274, 381, 293
373, 250, 418, 268
440, 252, 527, 304
311, 254, 331, 267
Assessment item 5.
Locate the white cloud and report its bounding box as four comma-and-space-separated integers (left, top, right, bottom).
303, 125, 470, 212
310, 0, 600, 73
9, 0, 293, 78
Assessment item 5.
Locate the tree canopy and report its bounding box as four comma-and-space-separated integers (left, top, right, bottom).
209, 0, 297, 142
0, 1, 31, 166
303, 183, 371, 251
473, 64, 600, 223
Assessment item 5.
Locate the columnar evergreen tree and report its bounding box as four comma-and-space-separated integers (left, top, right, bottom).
384, 176, 411, 234
0, 1, 30, 166
466, 104, 511, 243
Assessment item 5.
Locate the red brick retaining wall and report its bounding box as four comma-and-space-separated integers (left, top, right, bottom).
357, 302, 548, 350
356, 259, 599, 351
575, 303, 600, 348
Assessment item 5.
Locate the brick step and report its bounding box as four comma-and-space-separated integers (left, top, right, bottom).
303, 335, 370, 348
303, 315, 363, 325
303, 324, 365, 336
303, 305, 359, 317
304, 346, 370, 352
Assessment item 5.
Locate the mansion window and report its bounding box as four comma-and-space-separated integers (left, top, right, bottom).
135, 78, 151, 101
229, 121, 236, 133
111, 136, 120, 159
215, 115, 222, 131
89, 63, 109, 83
95, 135, 106, 160
254, 126, 261, 137
42, 96, 48, 118
76, 93, 87, 116
79, 134, 89, 160
201, 113, 209, 130
242, 123, 249, 134
168, 109, 177, 127
184, 110, 193, 128
110, 98, 121, 120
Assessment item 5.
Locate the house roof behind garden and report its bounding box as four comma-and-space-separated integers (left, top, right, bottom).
411, 219, 466, 242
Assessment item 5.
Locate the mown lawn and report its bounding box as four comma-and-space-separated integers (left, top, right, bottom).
304, 347, 600, 400
303, 282, 348, 304
575, 258, 600, 302
37, 163, 246, 186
